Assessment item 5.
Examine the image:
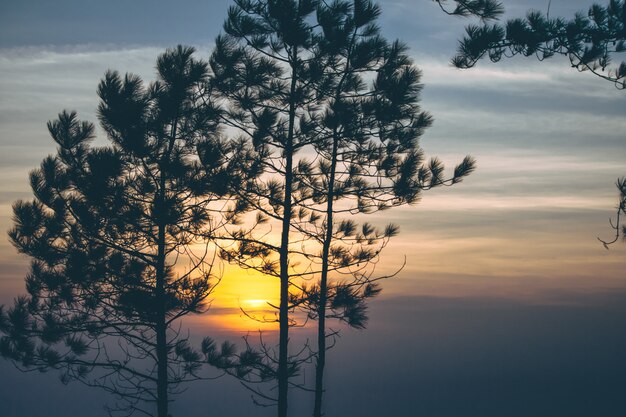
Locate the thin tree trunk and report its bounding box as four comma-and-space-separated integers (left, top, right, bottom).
155, 120, 177, 417
278, 48, 299, 417
314, 33, 354, 414
313, 132, 338, 417
156, 221, 168, 417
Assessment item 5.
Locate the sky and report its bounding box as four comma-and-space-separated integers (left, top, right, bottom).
1, 0, 625, 416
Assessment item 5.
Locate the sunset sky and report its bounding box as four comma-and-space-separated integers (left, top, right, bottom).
1, 1, 625, 416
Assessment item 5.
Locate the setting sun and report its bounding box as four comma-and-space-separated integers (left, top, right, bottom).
244, 299, 271, 308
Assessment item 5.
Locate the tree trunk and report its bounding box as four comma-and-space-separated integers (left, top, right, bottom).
313, 131, 338, 417
155, 121, 177, 417
156, 222, 168, 417
278, 48, 299, 417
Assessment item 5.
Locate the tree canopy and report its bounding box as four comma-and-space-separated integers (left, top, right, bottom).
440, 0, 626, 88
1, 2, 479, 417
437, 0, 626, 246
204, 2, 475, 417
0, 46, 233, 417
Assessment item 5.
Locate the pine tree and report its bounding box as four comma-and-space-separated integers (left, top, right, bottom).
0, 46, 232, 417
205, 3, 322, 414
292, 2, 475, 416
204, 1, 474, 416
438, 0, 626, 88
436, 0, 626, 244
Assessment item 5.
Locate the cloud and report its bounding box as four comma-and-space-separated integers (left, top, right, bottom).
0, 0, 230, 48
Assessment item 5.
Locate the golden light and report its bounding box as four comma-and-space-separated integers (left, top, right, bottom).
244, 299, 271, 308
202, 264, 281, 332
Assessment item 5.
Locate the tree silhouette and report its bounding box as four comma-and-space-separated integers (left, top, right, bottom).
206, 2, 322, 414
289, 2, 475, 416
598, 177, 626, 247
435, 0, 504, 20
0, 46, 232, 417
441, 0, 626, 89
437, 0, 626, 245
205, 1, 474, 416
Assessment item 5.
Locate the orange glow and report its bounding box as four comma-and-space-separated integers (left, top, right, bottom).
203, 264, 281, 332
244, 299, 271, 308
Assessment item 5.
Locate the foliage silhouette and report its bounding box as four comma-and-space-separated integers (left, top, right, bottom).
204, 1, 475, 416
0, 46, 233, 417
441, 0, 626, 89
598, 177, 626, 247
289, 2, 475, 416
435, 0, 504, 20
438, 0, 626, 246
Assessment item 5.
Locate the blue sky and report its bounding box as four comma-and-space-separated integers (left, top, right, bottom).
1, 1, 625, 416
